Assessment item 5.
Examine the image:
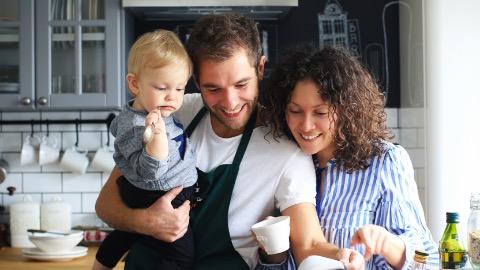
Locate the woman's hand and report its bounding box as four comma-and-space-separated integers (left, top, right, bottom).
337, 248, 365, 270
351, 225, 392, 259
351, 224, 406, 269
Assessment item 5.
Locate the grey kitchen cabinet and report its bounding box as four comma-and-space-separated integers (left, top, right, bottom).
0, 0, 35, 109
0, 0, 122, 110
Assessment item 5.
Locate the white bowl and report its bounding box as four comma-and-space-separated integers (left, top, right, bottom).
28, 230, 83, 253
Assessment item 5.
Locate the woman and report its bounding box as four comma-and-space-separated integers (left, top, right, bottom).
261, 45, 438, 269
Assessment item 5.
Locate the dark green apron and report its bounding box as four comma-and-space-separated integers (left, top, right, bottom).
125, 107, 254, 270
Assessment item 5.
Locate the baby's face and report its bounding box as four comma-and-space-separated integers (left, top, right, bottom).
133, 63, 189, 117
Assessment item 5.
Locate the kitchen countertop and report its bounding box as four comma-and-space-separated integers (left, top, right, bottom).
0, 246, 125, 269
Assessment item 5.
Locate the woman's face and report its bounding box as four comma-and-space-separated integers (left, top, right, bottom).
285, 79, 337, 162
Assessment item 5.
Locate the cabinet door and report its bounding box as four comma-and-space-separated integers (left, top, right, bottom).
36, 0, 121, 109
0, 0, 35, 110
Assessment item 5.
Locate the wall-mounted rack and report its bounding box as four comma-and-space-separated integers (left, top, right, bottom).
0, 113, 116, 146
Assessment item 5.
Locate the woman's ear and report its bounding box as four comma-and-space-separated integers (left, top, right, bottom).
126, 73, 139, 96
257, 56, 266, 80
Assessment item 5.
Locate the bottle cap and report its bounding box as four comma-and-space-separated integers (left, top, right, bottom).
446, 212, 460, 223
414, 250, 429, 263
415, 250, 429, 257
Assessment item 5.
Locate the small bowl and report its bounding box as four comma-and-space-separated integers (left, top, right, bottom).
28, 230, 83, 253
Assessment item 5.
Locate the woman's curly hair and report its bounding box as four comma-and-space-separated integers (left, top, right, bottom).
262, 45, 393, 171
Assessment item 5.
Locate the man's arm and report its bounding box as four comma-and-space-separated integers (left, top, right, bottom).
257, 203, 364, 270
95, 167, 191, 242
283, 203, 339, 263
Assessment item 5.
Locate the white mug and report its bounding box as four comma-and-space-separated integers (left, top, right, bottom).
20, 135, 41, 165
90, 146, 115, 173
38, 136, 60, 166
60, 147, 89, 174
251, 216, 290, 255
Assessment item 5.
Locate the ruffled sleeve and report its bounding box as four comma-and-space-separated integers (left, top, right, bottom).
372, 144, 438, 269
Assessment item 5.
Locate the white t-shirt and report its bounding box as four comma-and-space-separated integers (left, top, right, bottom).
174, 93, 316, 268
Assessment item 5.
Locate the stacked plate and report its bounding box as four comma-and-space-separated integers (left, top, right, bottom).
22, 246, 88, 261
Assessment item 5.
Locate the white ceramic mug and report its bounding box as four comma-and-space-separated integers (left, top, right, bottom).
38, 136, 60, 166
251, 216, 290, 255
60, 147, 89, 174
90, 146, 115, 173
20, 135, 41, 165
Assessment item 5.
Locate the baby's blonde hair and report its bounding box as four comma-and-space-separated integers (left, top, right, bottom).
127, 30, 192, 94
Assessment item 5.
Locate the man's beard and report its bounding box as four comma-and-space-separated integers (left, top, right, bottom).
202, 96, 258, 132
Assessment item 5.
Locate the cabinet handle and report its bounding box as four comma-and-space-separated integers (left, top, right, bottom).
37, 97, 48, 105
20, 97, 32, 105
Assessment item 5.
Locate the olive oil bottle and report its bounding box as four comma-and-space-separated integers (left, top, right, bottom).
439, 212, 468, 269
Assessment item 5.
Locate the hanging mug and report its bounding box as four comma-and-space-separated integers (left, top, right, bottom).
38, 136, 60, 166
90, 145, 115, 173
20, 135, 41, 165
60, 147, 89, 174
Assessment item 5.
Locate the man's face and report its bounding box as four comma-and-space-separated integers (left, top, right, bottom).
197, 48, 264, 138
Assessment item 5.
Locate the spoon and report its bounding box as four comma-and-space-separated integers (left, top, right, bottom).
27, 229, 71, 236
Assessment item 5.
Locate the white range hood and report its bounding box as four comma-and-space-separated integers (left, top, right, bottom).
122, 0, 298, 21
122, 0, 298, 7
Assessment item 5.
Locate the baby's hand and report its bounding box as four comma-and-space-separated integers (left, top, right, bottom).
144, 109, 166, 143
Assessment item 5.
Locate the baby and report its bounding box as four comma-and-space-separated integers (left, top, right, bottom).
93, 29, 197, 270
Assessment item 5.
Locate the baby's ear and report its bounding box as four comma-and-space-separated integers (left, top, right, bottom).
126, 73, 139, 97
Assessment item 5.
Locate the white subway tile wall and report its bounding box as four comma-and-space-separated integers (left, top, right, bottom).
398, 108, 426, 209
0, 108, 427, 226
0, 111, 115, 226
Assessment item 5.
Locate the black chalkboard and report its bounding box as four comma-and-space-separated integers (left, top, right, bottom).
126, 0, 401, 107
270, 0, 400, 107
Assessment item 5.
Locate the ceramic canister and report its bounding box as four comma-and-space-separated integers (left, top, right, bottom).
41, 196, 71, 232
9, 195, 40, 248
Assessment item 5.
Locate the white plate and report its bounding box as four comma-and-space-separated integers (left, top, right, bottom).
22, 251, 87, 261
22, 246, 88, 256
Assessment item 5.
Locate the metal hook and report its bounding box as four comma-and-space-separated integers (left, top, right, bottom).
30, 120, 35, 137
75, 119, 80, 147
106, 113, 115, 147
46, 119, 50, 137
106, 124, 111, 147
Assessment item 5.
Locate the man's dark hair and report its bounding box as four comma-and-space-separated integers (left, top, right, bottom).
186, 13, 262, 79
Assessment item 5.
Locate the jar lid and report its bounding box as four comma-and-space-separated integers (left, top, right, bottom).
41, 196, 71, 210
471, 193, 480, 209
414, 250, 429, 263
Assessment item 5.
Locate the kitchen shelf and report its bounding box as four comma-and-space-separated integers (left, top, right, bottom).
0, 33, 19, 42
52, 32, 105, 42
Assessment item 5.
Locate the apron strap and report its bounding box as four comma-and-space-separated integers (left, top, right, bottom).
232, 109, 257, 166
185, 107, 208, 137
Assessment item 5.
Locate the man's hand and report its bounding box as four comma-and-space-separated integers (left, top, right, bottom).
141, 186, 191, 242
351, 224, 392, 260
337, 248, 365, 270
251, 216, 289, 264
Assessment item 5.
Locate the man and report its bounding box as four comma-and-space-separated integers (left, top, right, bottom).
96, 13, 364, 270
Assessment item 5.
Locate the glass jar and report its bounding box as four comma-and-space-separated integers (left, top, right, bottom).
468, 193, 480, 268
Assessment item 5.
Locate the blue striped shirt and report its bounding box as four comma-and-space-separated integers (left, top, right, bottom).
315, 142, 438, 269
